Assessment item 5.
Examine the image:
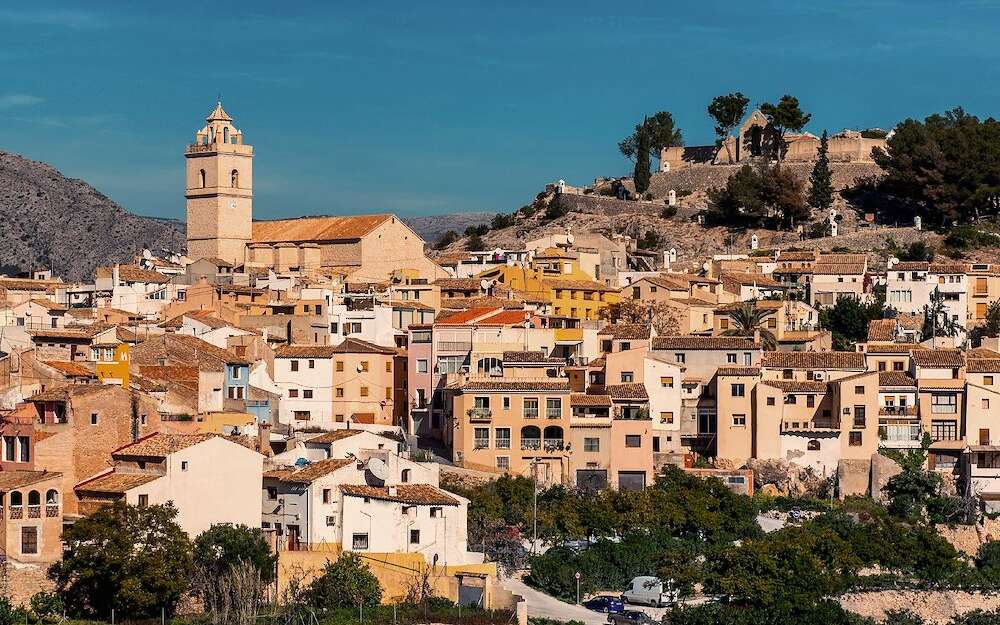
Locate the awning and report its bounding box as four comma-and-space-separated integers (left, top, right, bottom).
929, 440, 966, 451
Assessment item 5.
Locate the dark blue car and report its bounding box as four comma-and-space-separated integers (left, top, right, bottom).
582, 596, 625, 614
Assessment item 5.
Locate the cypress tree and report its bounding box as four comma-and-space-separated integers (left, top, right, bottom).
807, 130, 834, 210
634, 118, 652, 195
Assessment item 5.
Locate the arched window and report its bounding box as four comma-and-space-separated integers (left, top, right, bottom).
477, 357, 501, 376
46, 489, 59, 505
28, 490, 40, 506
10, 491, 22, 506
807, 439, 821, 451
401, 469, 411, 483
199, 169, 206, 188
520, 426, 541, 450
223, 127, 229, 143
231, 169, 239, 188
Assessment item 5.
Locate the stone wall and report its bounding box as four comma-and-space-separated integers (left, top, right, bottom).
840, 590, 1000, 624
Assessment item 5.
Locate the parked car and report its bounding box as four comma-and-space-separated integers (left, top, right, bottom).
583, 596, 625, 613
620, 576, 677, 607
608, 610, 658, 625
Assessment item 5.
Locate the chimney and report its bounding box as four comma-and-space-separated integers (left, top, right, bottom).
387, 485, 397, 496
753, 329, 761, 344
257, 422, 273, 457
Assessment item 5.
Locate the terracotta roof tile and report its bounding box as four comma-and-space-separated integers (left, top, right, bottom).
42, 361, 97, 377
717, 366, 761, 376
813, 263, 866, 275
911, 349, 965, 368
263, 458, 354, 483
571, 394, 612, 407
652, 336, 758, 350
29, 384, 117, 403
0, 470, 62, 491
305, 430, 367, 444
761, 351, 865, 370
892, 262, 930, 272
721, 272, 784, 288
112, 432, 218, 459
252, 214, 394, 244
331, 337, 396, 355
339, 484, 459, 506
598, 323, 651, 340
968, 359, 1000, 374
605, 383, 648, 401
546, 278, 616, 292
865, 343, 919, 354
761, 380, 827, 392
75, 471, 160, 494
478, 310, 532, 325
502, 351, 564, 364
275, 344, 337, 358
436, 307, 501, 325
452, 379, 570, 392
867, 319, 897, 342
879, 371, 917, 387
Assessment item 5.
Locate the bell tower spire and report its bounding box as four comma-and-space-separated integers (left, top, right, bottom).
185, 101, 253, 266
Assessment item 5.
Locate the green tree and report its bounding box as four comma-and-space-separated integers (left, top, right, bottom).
818, 296, 885, 350
760, 95, 812, 164
306, 553, 382, 608
807, 130, 834, 210
974, 541, 1000, 583
193, 524, 277, 582
0, 599, 28, 625
706, 164, 807, 230
466, 233, 486, 251
48, 501, 194, 618
619, 111, 683, 162
29, 592, 64, 622
634, 120, 652, 195
720, 300, 778, 351
491, 213, 515, 230
708, 92, 750, 164
882, 610, 926, 625
434, 230, 459, 249
921, 288, 963, 339
976, 300, 1000, 340
637, 230, 660, 250
873, 108, 1000, 227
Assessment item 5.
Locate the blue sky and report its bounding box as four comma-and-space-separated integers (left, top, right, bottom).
3, 1, 1000, 220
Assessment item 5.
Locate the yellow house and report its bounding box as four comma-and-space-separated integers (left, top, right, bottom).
478, 253, 619, 322
94, 343, 131, 388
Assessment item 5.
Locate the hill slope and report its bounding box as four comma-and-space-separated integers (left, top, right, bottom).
0, 151, 186, 281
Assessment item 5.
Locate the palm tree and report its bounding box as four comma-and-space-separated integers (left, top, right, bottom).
922, 287, 962, 340
722, 300, 778, 351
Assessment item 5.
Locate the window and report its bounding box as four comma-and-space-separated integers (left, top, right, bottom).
412, 330, 431, 343
620, 371, 633, 383
620, 342, 631, 351
308, 359, 315, 369
784, 394, 796, 404
410, 529, 420, 544
932, 393, 958, 414
416, 359, 428, 373
495, 427, 511, 450
727, 353, 737, 364
437, 355, 466, 374
386, 361, 392, 373
352, 533, 369, 550
18, 436, 29, 462
986, 376, 995, 386
660, 376, 674, 388
766, 396, 775, 406
495, 457, 509, 471
731, 383, 745, 397
720, 319, 730, 330
336, 388, 344, 397
336, 361, 344, 372
474, 428, 490, 449
985, 399, 992, 410
782, 369, 793, 380
267, 487, 278, 500
732, 414, 746, 427
21, 527, 38, 555
303, 390, 313, 399
385, 387, 392, 400
181, 461, 189, 471
853, 405, 866, 428
854, 385, 864, 395
503, 396, 511, 411
806, 395, 815, 408
931, 420, 958, 441
360, 386, 369, 397
138, 494, 149, 507
524, 398, 539, 418
546, 398, 562, 418
289, 389, 299, 398
625, 434, 641, 448
807, 439, 821, 451
291, 360, 299, 372
294, 411, 311, 421
584, 437, 600, 452
360, 361, 370, 372
849, 431, 863, 446
90, 412, 99, 425
323, 489, 331, 503
326, 516, 337, 526
660, 411, 674, 424
675, 353, 686, 364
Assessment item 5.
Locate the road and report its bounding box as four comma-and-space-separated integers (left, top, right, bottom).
503, 578, 610, 625
756, 513, 786, 533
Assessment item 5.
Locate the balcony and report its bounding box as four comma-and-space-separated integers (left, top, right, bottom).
467, 408, 492, 422
9, 506, 22, 520
521, 439, 541, 451
544, 440, 565, 451
46, 504, 59, 518
437, 341, 472, 352
879, 423, 922, 444
27, 505, 41, 519
880, 406, 917, 417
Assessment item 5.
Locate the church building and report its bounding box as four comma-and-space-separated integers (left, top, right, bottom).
185, 103, 445, 281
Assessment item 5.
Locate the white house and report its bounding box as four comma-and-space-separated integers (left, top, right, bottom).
273, 344, 336, 426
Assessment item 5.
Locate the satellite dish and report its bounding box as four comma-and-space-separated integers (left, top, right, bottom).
481, 279, 490, 290
366, 457, 389, 485
566, 234, 575, 245
357, 362, 365, 372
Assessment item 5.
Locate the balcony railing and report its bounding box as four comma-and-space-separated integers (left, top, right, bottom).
27, 505, 41, 519
521, 439, 541, 450
879, 424, 922, 442
45, 504, 59, 517
468, 408, 492, 422
437, 341, 472, 352
880, 406, 917, 416
544, 440, 565, 451
9, 506, 22, 520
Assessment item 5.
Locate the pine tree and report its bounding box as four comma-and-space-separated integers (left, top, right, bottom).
807, 130, 834, 210
634, 118, 652, 195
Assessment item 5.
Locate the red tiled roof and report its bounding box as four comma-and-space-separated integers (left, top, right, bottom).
275, 344, 337, 358
0, 470, 62, 492
761, 380, 827, 393
717, 366, 761, 376
968, 359, 1000, 374
76, 471, 160, 494
436, 307, 501, 325
42, 361, 96, 377
761, 351, 865, 370
867, 319, 897, 342
478, 310, 532, 325
502, 351, 564, 364
605, 383, 648, 401
598, 323, 651, 340
879, 371, 917, 387
911, 349, 965, 368
331, 337, 396, 355
251, 214, 395, 244
263, 458, 354, 484
111, 433, 218, 459
339, 484, 459, 506
571, 394, 612, 407
451, 379, 570, 392
652, 336, 758, 350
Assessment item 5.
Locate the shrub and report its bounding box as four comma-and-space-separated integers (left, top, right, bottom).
306, 553, 382, 608
29, 592, 63, 622
661, 205, 677, 219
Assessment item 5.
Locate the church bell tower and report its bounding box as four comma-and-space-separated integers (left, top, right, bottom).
185, 102, 253, 265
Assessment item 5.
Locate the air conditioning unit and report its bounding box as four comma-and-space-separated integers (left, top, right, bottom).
813, 371, 826, 381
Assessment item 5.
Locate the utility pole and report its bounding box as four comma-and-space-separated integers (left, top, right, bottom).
531, 459, 538, 555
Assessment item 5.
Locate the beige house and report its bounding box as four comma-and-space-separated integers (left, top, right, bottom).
75, 433, 263, 537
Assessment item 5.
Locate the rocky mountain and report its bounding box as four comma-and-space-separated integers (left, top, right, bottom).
403, 211, 493, 245
0, 151, 186, 281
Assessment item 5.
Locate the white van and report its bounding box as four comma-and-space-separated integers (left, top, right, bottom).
620, 576, 676, 607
